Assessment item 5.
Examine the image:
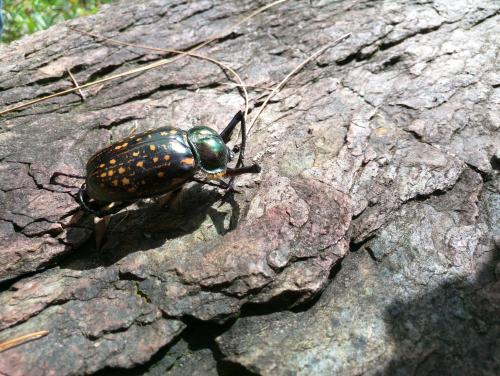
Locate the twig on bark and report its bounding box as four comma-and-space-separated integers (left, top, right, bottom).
0, 331, 49, 353
247, 33, 352, 135
221, 83, 274, 92
71, 28, 250, 121
0, 0, 288, 117
67, 69, 86, 100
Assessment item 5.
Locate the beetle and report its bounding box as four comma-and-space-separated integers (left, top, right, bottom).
77, 111, 260, 217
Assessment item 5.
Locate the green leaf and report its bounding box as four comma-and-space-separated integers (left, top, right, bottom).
1, 0, 114, 43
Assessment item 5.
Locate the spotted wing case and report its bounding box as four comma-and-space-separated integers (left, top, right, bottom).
86, 127, 197, 202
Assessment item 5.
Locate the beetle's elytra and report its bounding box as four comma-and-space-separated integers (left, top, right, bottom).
86, 126, 199, 202
77, 111, 260, 217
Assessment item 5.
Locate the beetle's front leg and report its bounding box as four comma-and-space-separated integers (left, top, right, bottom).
234, 112, 247, 169
198, 164, 261, 203
226, 164, 261, 176
220, 111, 248, 168
220, 111, 243, 143
192, 178, 241, 208
192, 177, 234, 191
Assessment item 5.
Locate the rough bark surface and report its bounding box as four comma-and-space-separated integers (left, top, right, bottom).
0, 0, 498, 375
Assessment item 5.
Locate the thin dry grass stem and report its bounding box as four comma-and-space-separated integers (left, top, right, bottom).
67, 69, 85, 100
0, 331, 49, 353
247, 32, 352, 135
109, 208, 130, 234
73, 29, 250, 120
0, 58, 166, 116
0, 0, 288, 117
161, 0, 288, 67
221, 82, 274, 92
205, 0, 288, 48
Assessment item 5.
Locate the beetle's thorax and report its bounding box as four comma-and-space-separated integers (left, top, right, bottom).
187, 126, 229, 177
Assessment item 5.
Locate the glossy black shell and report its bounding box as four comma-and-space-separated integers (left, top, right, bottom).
86, 127, 197, 202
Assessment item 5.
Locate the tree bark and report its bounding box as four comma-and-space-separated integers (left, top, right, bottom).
0, 0, 498, 375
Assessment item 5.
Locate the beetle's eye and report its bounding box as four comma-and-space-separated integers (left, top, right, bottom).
187, 127, 229, 174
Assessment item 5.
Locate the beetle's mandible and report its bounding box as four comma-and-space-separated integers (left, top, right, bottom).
77, 111, 260, 217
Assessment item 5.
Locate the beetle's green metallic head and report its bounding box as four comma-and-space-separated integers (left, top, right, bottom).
187, 126, 230, 175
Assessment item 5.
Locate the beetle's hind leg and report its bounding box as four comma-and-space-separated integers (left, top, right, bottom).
77, 184, 132, 217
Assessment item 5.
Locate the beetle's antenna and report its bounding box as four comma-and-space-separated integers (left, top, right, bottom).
247, 33, 352, 135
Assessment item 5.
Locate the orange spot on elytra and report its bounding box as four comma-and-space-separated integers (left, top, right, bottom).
157, 172, 165, 178
121, 142, 128, 148
136, 161, 144, 167
99, 163, 105, 168
127, 187, 137, 193
160, 132, 168, 136
108, 170, 114, 176
132, 151, 140, 157
152, 157, 159, 163
180, 158, 194, 165
121, 177, 130, 185
112, 180, 119, 186
100, 172, 106, 178
118, 167, 126, 174
170, 130, 178, 134
109, 159, 116, 165
150, 145, 156, 151
164, 155, 171, 161
115, 145, 122, 150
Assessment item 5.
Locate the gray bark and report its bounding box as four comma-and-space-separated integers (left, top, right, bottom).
0, 0, 498, 375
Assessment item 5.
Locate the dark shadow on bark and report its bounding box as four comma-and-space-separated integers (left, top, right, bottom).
91, 316, 257, 376
180, 316, 259, 376
239, 259, 344, 318
382, 246, 500, 376
62, 182, 240, 271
